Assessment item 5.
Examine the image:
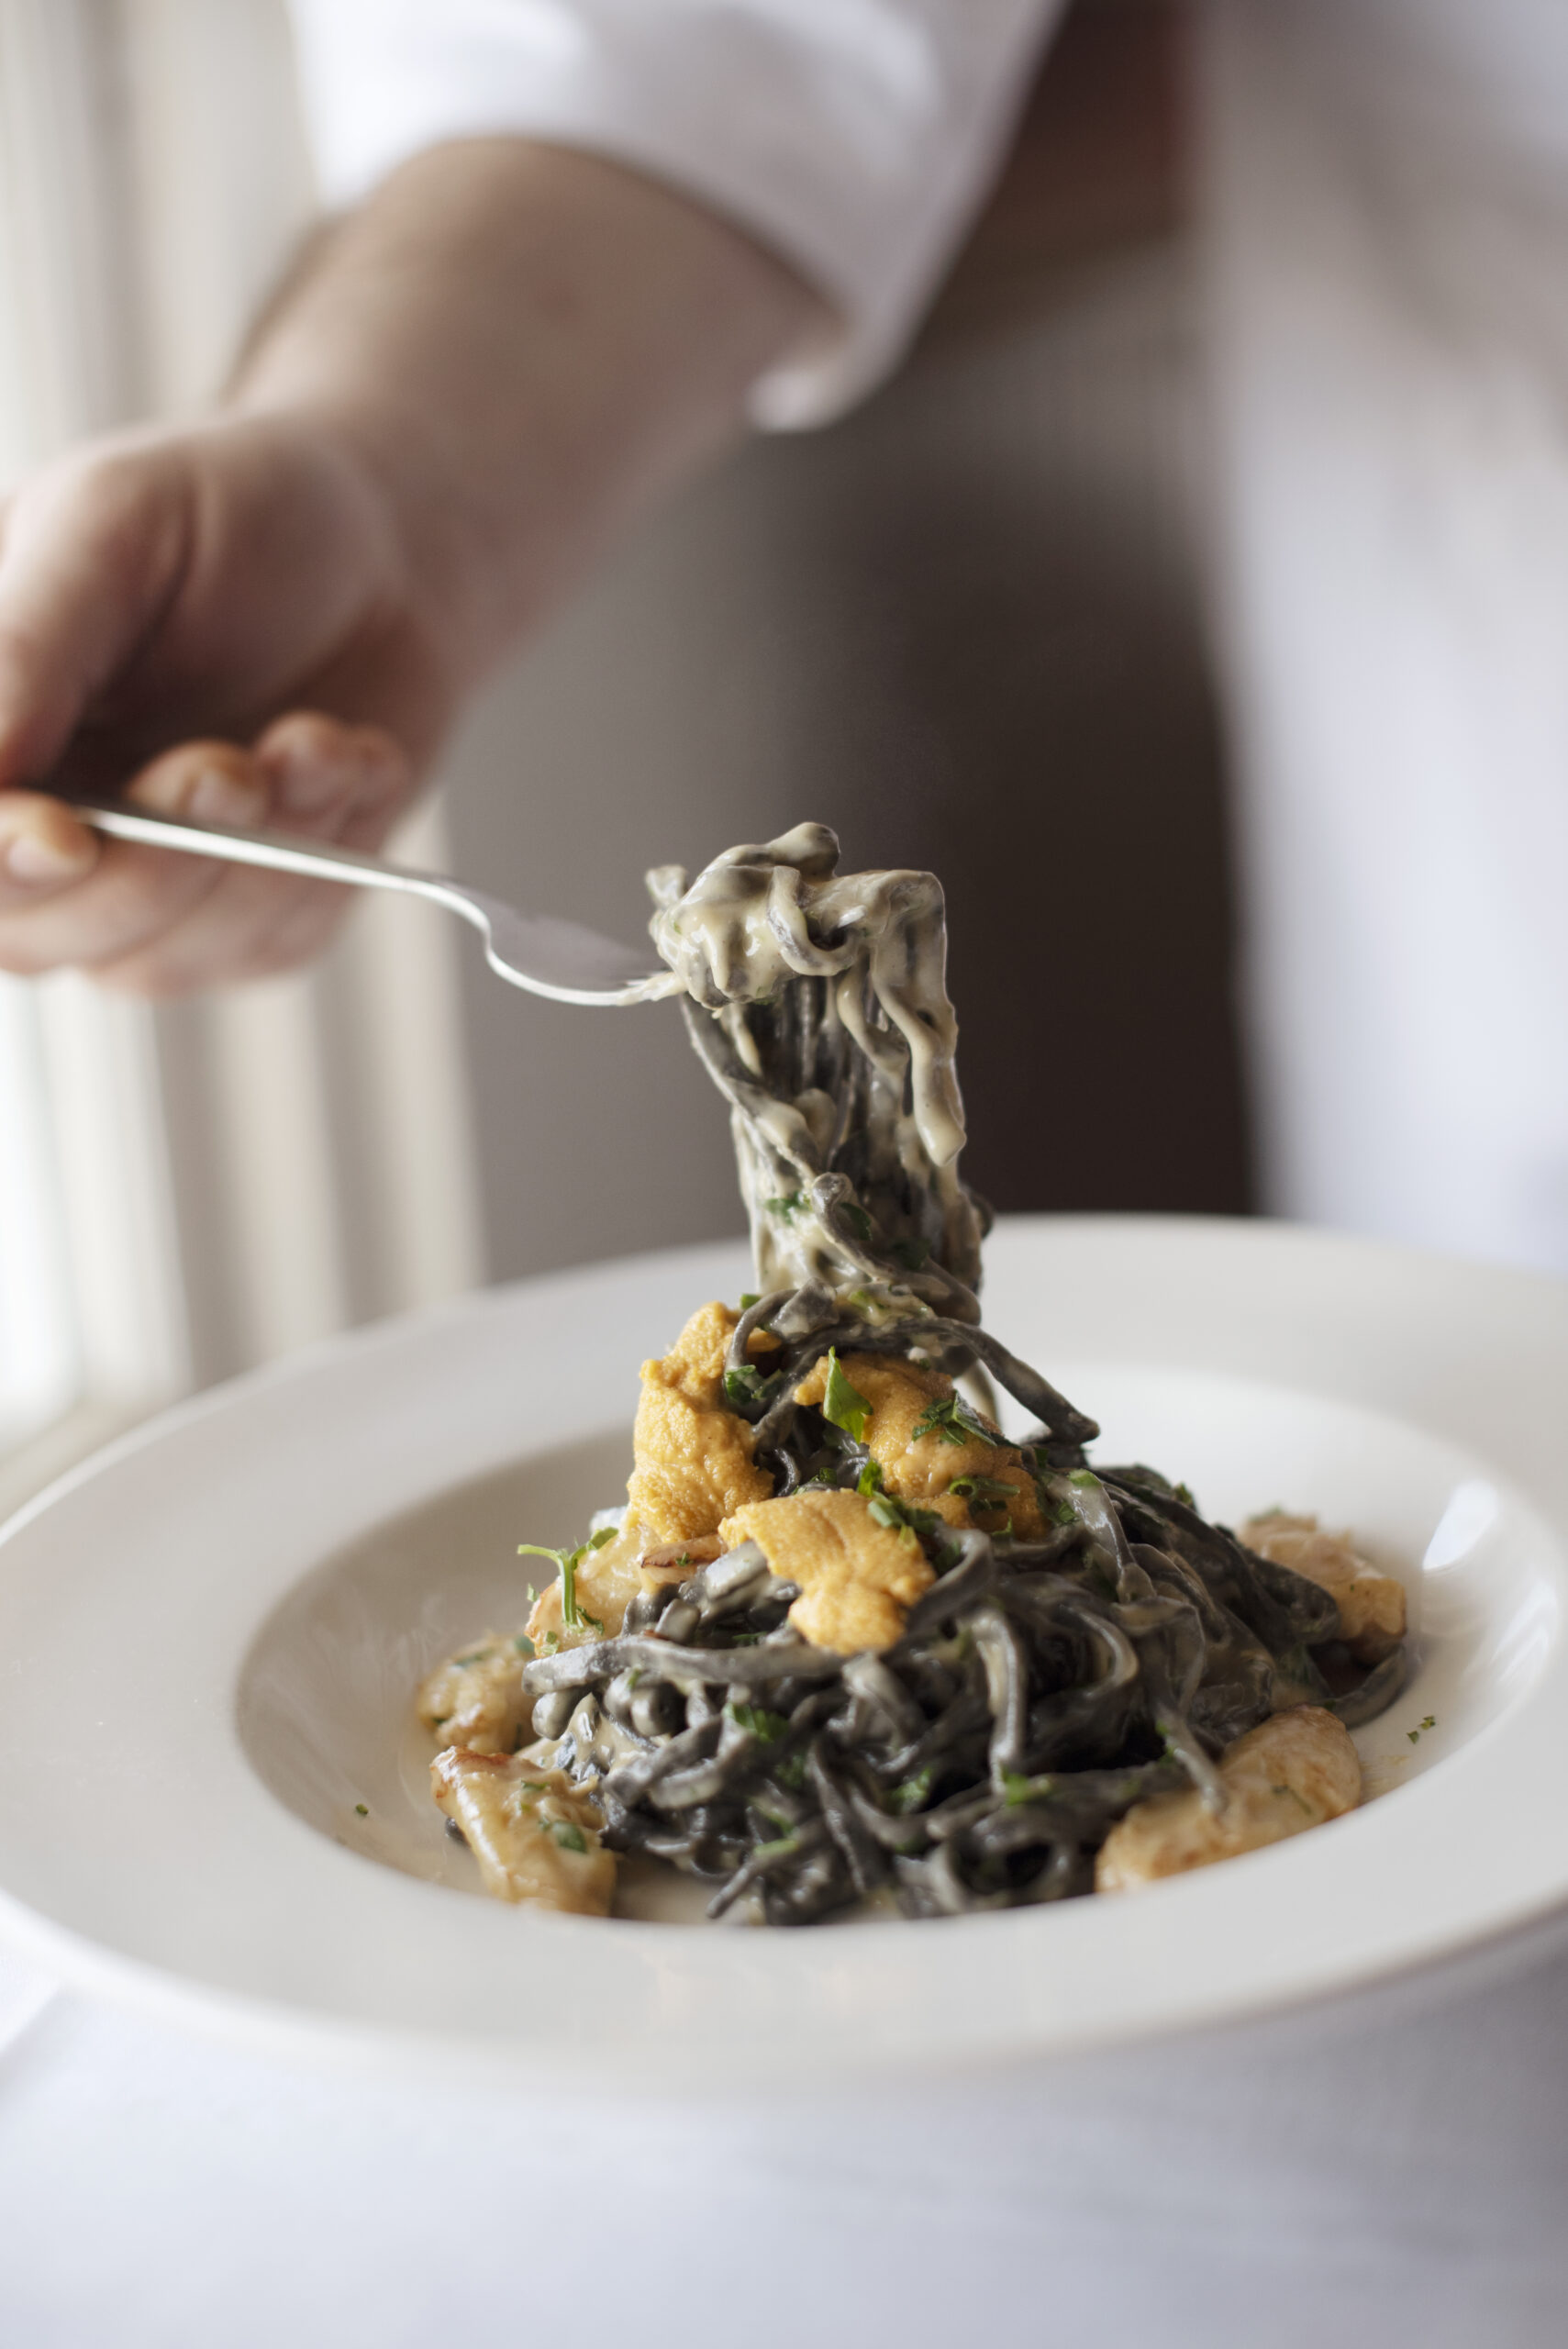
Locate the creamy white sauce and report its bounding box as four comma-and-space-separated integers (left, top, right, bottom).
646, 825, 985, 1308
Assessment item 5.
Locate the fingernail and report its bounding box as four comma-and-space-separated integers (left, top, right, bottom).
188, 767, 266, 827
4, 829, 93, 885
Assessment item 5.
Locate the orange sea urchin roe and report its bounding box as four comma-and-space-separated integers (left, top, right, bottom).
791, 1353, 1043, 1538
626, 1301, 773, 1542
720, 1487, 934, 1653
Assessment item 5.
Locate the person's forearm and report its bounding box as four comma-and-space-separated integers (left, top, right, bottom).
231, 139, 828, 685
0, 139, 825, 990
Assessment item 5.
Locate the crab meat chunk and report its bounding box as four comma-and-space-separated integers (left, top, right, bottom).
431, 1749, 616, 1914
417, 1633, 529, 1754
525, 1512, 650, 1652
1095, 1704, 1361, 1892
1241, 1510, 1407, 1664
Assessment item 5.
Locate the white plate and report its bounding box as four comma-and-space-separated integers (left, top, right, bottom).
0, 1216, 1564, 2090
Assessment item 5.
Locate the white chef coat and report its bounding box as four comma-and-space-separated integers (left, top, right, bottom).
286, 0, 1568, 1278
1201, 0, 1568, 1277
286, 0, 1063, 426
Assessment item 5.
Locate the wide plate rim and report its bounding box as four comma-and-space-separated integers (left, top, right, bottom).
1, 1212, 1564, 2089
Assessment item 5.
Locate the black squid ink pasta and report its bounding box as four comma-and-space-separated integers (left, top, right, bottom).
418, 828, 1407, 1922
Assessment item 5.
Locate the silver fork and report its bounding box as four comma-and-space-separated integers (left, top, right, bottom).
76, 803, 676, 1008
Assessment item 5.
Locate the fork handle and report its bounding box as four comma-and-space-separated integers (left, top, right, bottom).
74, 802, 450, 900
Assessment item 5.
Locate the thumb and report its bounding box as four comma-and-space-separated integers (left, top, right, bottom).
0, 441, 189, 788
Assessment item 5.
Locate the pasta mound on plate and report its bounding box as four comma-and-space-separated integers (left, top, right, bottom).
417, 828, 1407, 1923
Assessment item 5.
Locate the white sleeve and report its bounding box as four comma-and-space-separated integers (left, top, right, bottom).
284, 0, 1064, 427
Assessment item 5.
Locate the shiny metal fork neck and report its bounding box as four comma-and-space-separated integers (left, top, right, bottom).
75, 804, 673, 1007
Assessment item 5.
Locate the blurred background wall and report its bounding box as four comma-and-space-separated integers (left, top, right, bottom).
0, 0, 1246, 1504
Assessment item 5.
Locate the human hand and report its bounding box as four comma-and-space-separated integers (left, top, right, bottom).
0, 141, 822, 997
0, 411, 452, 993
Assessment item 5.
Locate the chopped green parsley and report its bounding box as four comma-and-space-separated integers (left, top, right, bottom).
518, 1526, 616, 1631
911, 1392, 1002, 1449
727, 1701, 789, 1742
866, 1488, 942, 1549
724, 1361, 783, 1411
948, 1473, 1019, 1505
886, 1766, 934, 1814
820, 1349, 873, 1442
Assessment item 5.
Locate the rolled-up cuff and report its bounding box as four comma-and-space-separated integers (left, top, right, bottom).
286, 0, 1062, 426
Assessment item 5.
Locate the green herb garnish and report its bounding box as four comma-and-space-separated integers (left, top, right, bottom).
740, 1292, 761, 1309
911, 1392, 1002, 1449
549, 1820, 588, 1854
866, 1489, 941, 1549
857, 1457, 884, 1498
727, 1701, 789, 1742
764, 1190, 805, 1221
821, 1349, 873, 1442
1001, 1771, 1057, 1807
948, 1474, 1020, 1504
724, 1362, 783, 1411
354, 1803, 369, 1817
518, 1525, 617, 1632
513, 1633, 536, 1658
843, 1203, 874, 1248
889, 1237, 930, 1273
775, 1753, 808, 1791
886, 1767, 933, 1814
